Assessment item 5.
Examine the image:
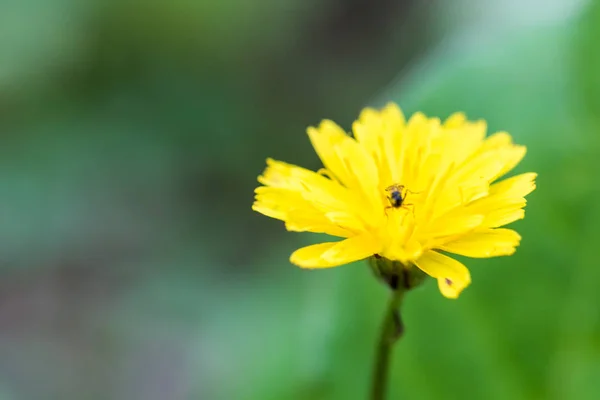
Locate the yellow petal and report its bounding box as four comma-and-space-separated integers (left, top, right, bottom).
414, 251, 471, 298
443, 112, 467, 128
285, 223, 353, 238
307, 120, 352, 185
254, 158, 375, 237
446, 120, 488, 165
259, 158, 348, 200
453, 138, 524, 185
254, 187, 365, 237
494, 145, 527, 181
438, 146, 525, 212
380, 103, 406, 182
257, 158, 308, 189
256, 159, 362, 218
483, 130, 512, 146
285, 210, 356, 238
482, 203, 526, 228
422, 212, 484, 239
252, 203, 286, 221
253, 187, 306, 221
490, 172, 537, 198
322, 234, 381, 264
381, 103, 406, 127
466, 172, 536, 228
438, 228, 521, 258
381, 210, 422, 263
290, 242, 341, 268
325, 211, 365, 232
336, 138, 382, 215
437, 277, 462, 299
400, 112, 434, 186
352, 107, 383, 159
431, 118, 487, 179
290, 234, 380, 269
449, 151, 505, 188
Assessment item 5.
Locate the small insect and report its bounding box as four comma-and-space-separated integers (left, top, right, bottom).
385, 184, 407, 208
384, 184, 419, 214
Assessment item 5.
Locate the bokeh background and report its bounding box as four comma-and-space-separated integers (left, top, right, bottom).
1, 0, 599, 399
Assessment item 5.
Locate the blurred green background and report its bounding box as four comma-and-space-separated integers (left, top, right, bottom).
1, 0, 599, 399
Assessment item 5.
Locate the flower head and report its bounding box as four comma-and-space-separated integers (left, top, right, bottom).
252, 103, 536, 298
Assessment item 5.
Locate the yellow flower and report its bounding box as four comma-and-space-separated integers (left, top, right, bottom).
252, 103, 536, 298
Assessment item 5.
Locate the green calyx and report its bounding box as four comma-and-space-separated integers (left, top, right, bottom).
368, 255, 428, 291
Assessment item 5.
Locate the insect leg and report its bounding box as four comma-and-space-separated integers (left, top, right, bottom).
402, 203, 416, 219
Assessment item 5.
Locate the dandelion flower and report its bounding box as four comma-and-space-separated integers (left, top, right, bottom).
252, 103, 536, 298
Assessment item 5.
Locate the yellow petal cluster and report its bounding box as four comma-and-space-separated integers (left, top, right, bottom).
252, 103, 536, 298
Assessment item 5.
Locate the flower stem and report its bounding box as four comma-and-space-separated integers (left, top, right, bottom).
371, 288, 405, 400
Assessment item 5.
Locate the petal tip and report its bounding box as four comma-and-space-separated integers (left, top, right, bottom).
289, 251, 311, 269
382, 102, 402, 115
438, 274, 471, 299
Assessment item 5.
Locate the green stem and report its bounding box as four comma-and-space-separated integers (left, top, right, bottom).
371, 288, 405, 400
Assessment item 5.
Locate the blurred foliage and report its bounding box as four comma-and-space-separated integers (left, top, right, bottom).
1, 0, 599, 399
